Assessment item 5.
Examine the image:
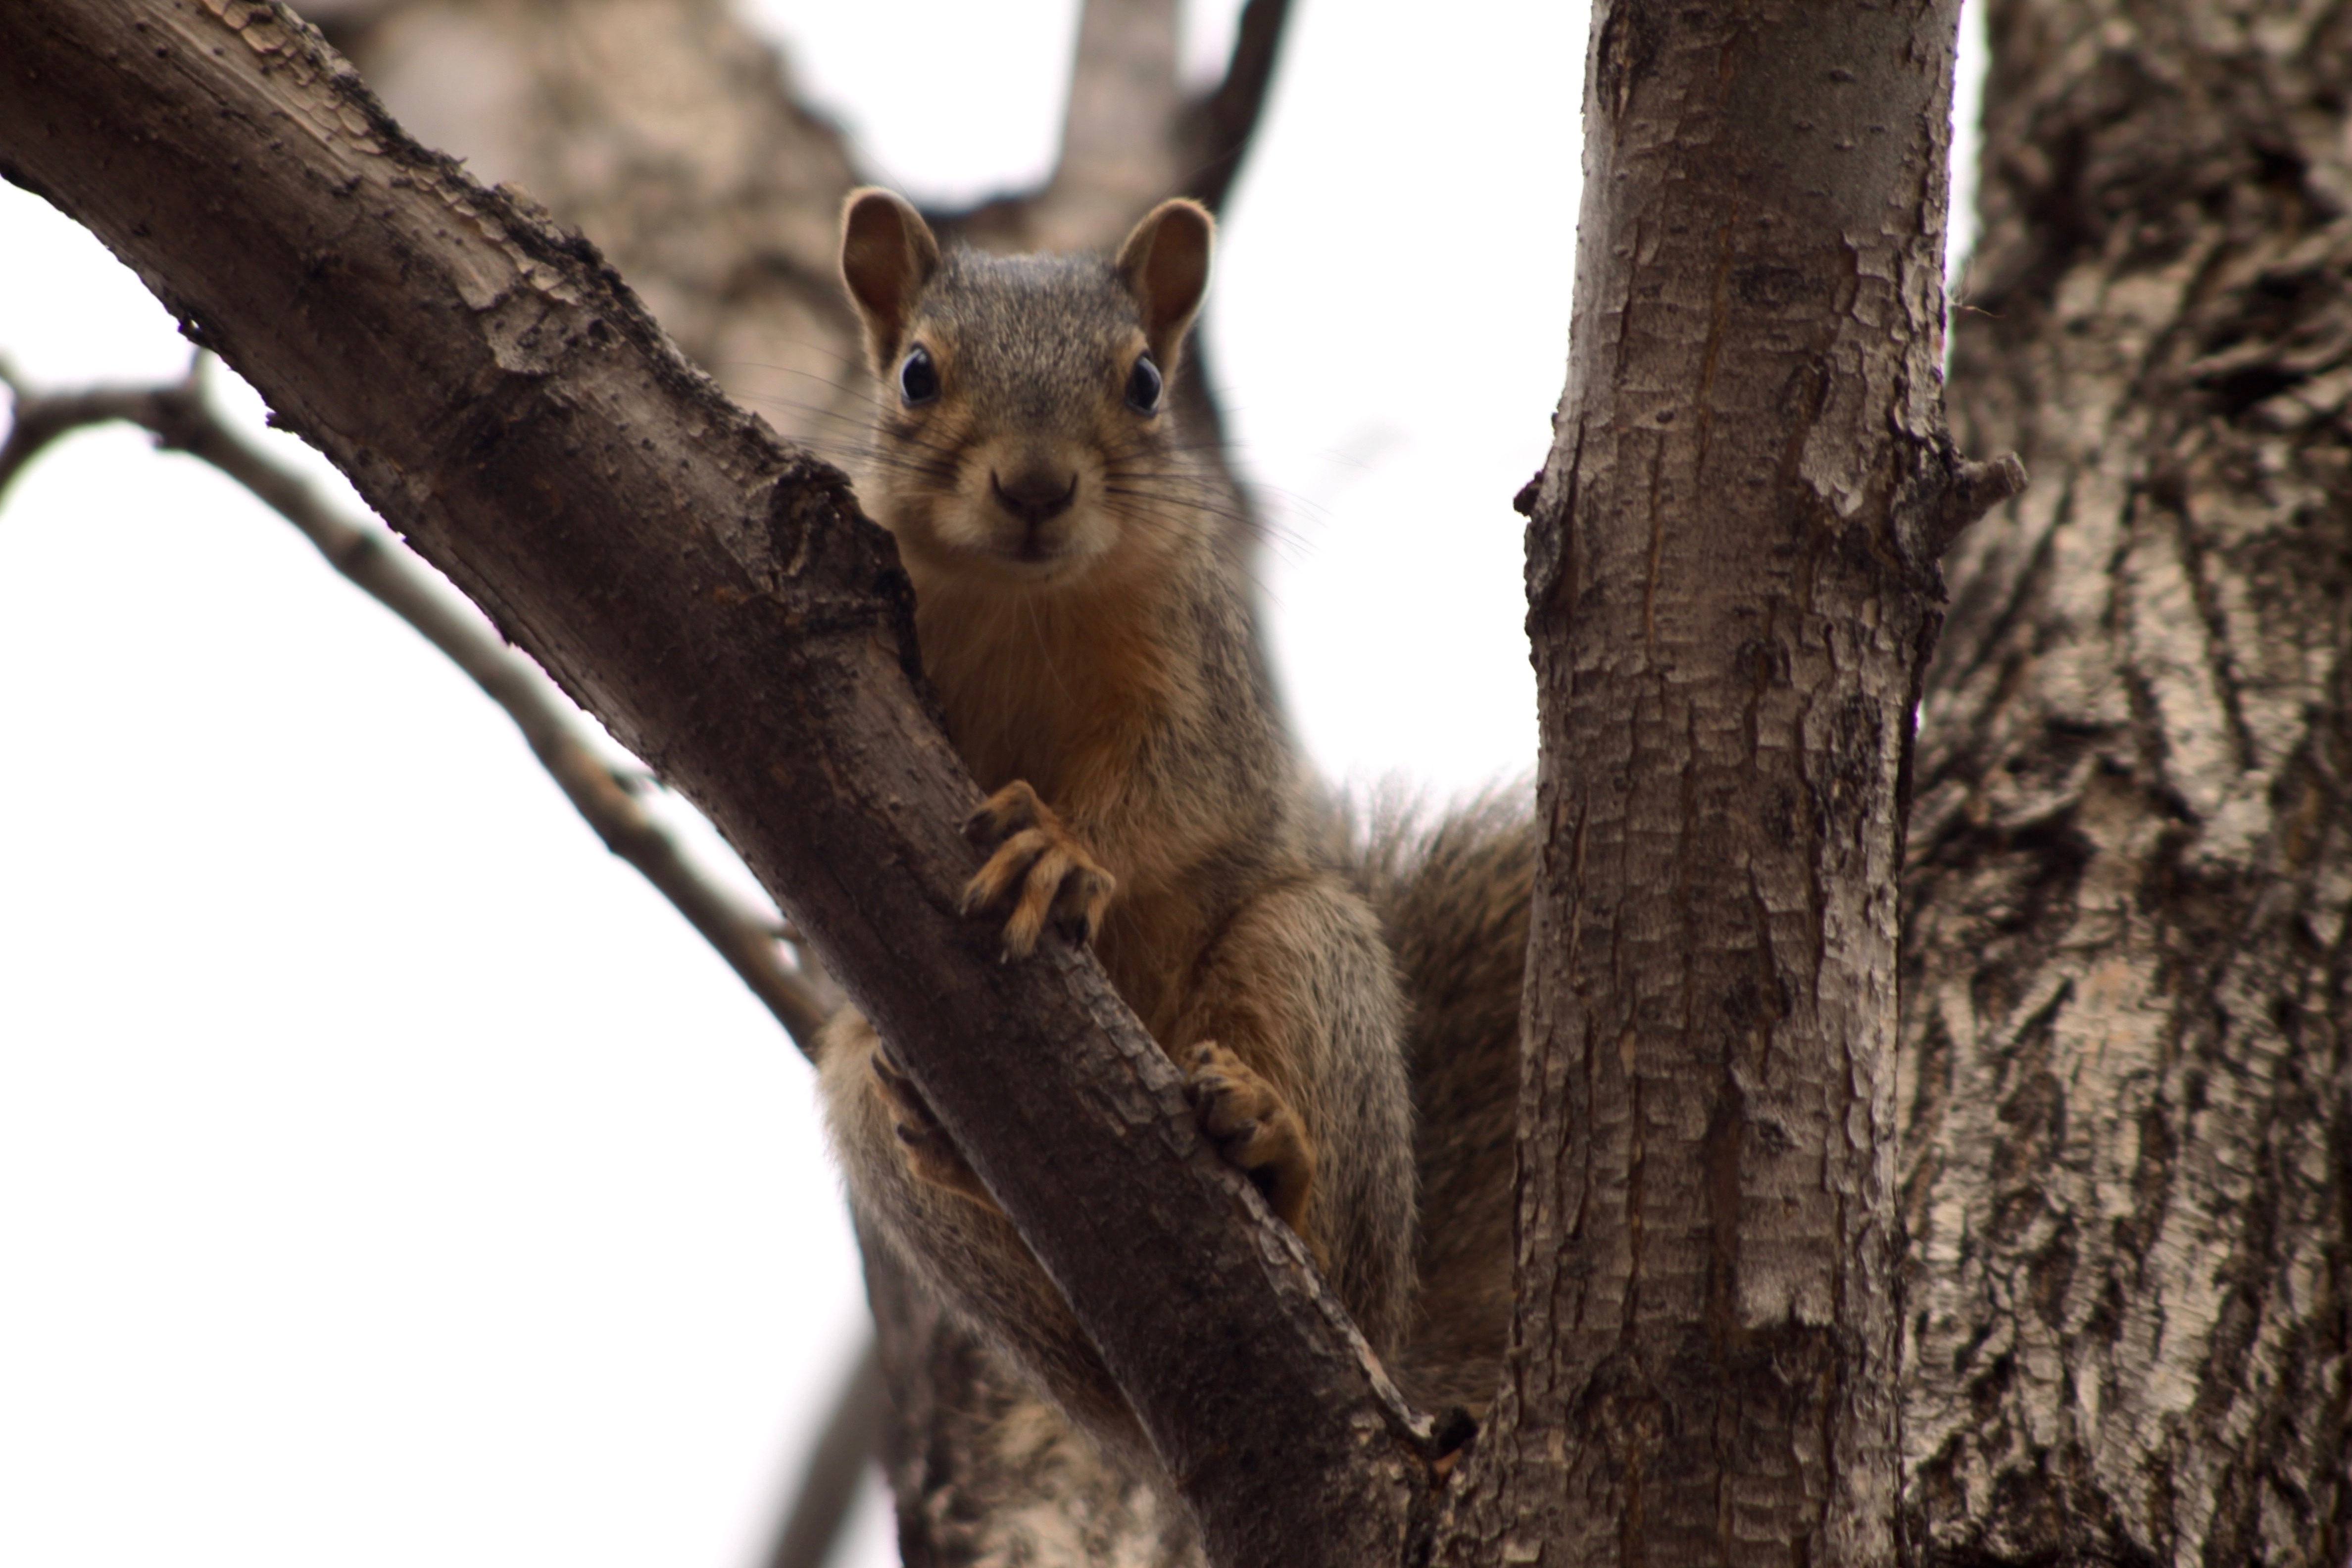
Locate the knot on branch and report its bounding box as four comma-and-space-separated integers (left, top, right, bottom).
1512, 467, 1545, 518
1892, 441, 2028, 595
1939, 452, 2029, 547
758, 455, 933, 699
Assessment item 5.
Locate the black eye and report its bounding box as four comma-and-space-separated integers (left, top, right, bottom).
898, 345, 940, 405
1126, 352, 1162, 414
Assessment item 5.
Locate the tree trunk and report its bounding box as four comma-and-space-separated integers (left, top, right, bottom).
1442, 2, 2004, 1563
1899, 0, 2352, 1562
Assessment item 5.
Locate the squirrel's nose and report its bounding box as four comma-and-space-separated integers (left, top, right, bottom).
990, 468, 1077, 527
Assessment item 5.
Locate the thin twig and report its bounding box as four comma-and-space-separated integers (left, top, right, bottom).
761, 1337, 887, 1568
0, 357, 833, 1055
0, 378, 164, 501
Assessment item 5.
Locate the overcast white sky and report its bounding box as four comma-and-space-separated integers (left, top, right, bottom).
0, 5, 1983, 1566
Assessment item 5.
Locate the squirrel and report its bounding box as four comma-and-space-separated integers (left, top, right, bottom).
814, 188, 1430, 1458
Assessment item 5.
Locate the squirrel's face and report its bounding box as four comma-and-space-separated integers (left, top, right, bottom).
868, 269, 1177, 586
838, 192, 1214, 592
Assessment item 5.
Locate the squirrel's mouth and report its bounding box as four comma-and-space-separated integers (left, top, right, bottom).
886, 475, 1112, 583
1007, 518, 1080, 564
990, 469, 1081, 565
989, 468, 1078, 528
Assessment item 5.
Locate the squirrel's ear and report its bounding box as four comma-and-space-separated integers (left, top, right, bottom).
1116, 198, 1214, 362
840, 188, 942, 373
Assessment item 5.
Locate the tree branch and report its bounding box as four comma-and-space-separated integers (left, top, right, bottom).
1444, 3, 1970, 1560
0, 356, 833, 1054
761, 1336, 886, 1568
320, 0, 871, 466
0, 381, 157, 498
0, 6, 1429, 1564
1036, 0, 1183, 249
1177, 0, 1296, 213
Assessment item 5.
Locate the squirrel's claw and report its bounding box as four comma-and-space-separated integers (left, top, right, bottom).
871, 1042, 996, 1207
963, 781, 1116, 956
1184, 1041, 1316, 1235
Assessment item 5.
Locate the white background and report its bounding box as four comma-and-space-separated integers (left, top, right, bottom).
0, 4, 1983, 1565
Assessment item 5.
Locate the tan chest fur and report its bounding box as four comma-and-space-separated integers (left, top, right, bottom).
912, 567, 1232, 1036
914, 575, 1172, 807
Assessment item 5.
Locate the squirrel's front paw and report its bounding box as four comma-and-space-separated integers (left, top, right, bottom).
962, 780, 1116, 958
1184, 1042, 1315, 1234
872, 1042, 997, 1209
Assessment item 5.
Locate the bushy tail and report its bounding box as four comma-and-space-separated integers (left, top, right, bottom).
1340, 788, 1535, 1418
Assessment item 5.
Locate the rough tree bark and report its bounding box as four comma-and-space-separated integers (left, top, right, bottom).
1899, 0, 2352, 1562
1437, 1, 2018, 1563
307, 0, 868, 458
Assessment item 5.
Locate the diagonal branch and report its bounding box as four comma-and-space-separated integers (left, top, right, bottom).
1177, 0, 1297, 213
0, 357, 832, 1054
0, 6, 1431, 1565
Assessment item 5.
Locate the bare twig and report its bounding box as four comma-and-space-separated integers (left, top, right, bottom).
1178, 0, 1297, 212
0, 357, 832, 1055
7, 351, 859, 1566
762, 1337, 887, 1568
0, 374, 162, 501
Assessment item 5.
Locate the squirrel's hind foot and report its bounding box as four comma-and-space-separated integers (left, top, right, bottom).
1184, 1042, 1316, 1236
872, 1038, 998, 1207
962, 781, 1116, 957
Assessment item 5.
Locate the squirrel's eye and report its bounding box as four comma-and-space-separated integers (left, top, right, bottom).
898, 346, 940, 405
1125, 353, 1162, 414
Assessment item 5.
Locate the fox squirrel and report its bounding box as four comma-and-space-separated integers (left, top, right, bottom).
815, 189, 1526, 1467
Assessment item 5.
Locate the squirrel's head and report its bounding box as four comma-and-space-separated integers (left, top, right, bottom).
838, 189, 1214, 589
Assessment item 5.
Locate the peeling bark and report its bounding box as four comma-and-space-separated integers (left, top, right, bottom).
1900, 1, 2352, 1563
329, 0, 868, 458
